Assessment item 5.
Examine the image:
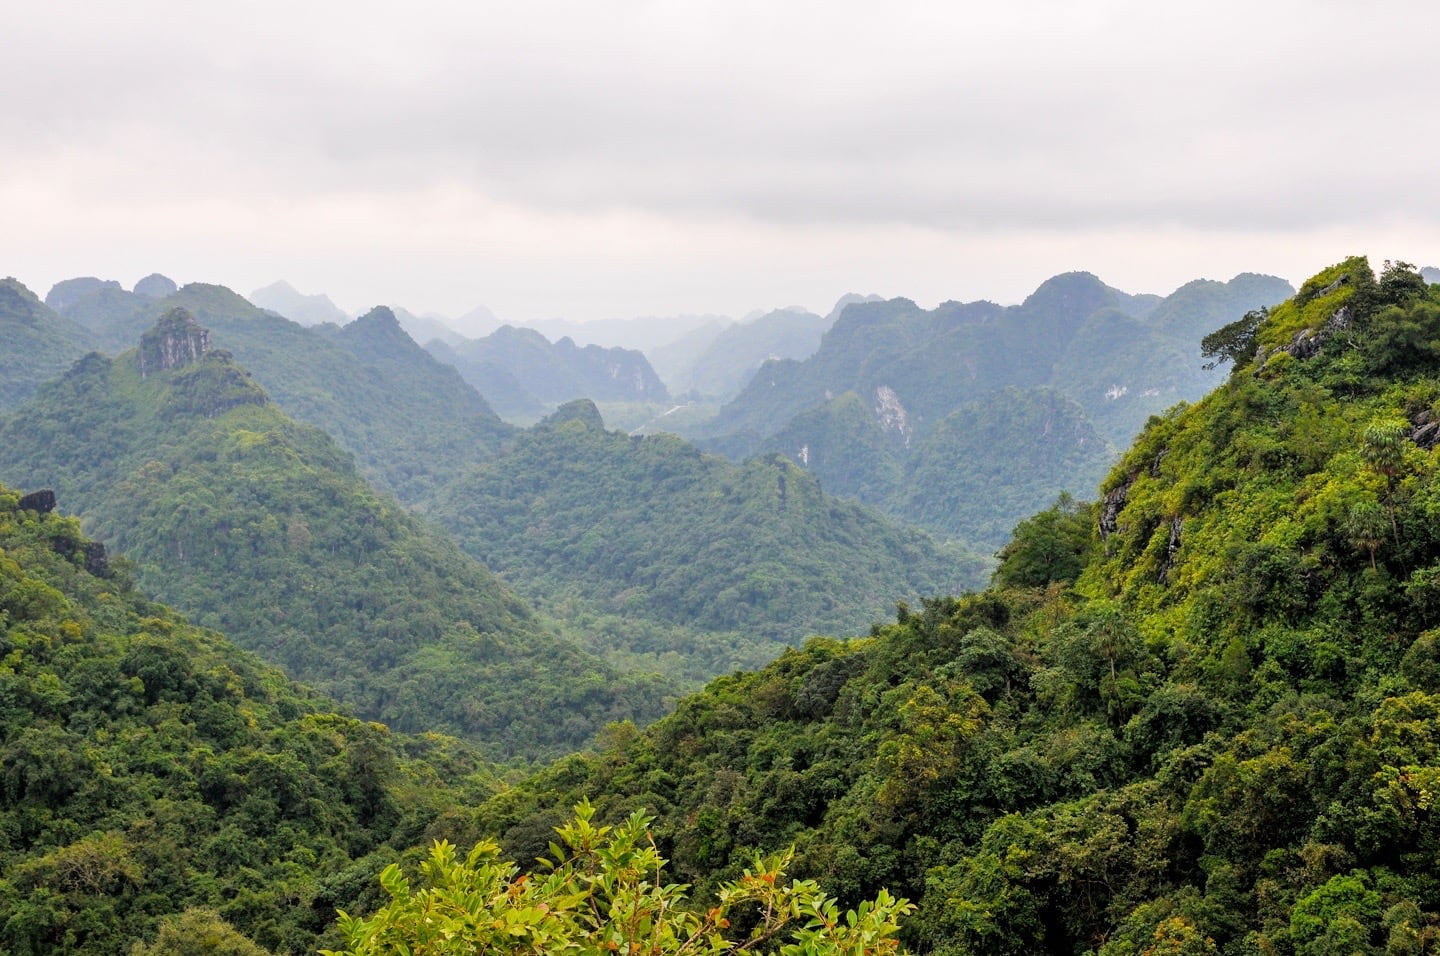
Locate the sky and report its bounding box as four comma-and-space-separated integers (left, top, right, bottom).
4, 0, 1439, 329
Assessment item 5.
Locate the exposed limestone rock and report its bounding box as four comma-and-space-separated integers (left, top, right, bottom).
18, 489, 56, 513
1260, 304, 1356, 367
1099, 483, 1129, 540
872, 386, 912, 446
83, 541, 109, 577
1311, 274, 1351, 300
1412, 410, 1440, 450
1157, 516, 1183, 584
139, 308, 210, 378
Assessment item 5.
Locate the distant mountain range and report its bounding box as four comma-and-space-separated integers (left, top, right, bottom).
2, 273, 990, 691
248, 279, 350, 325
427, 325, 670, 424
35, 278, 514, 504
678, 271, 1295, 545
12, 266, 1299, 551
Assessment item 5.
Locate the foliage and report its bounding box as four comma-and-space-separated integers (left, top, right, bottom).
427, 402, 988, 681
325, 804, 912, 956
692, 272, 1291, 542
0, 481, 496, 954
1199, 306, 1266, 370
0, 278, 97, 411
992, 493, 1095, 588
0, 332, 671, 758
49, 280, 514, 505
432, 259, 1440, 955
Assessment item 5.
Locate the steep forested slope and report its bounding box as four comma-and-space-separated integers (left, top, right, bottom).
428, 400, 988, 681
0, 483, 495, 955
762, 386, 1115, 546
46, 279, 514, 503
450, 259, 1440, 955
0, 311, 669, 756
0, 279, 96, 411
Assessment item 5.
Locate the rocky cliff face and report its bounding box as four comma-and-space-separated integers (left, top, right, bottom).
139, 308, 210, 377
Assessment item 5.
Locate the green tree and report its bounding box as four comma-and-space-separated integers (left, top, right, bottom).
1362, 416, 1409, 549
992, 493, 1093, 589
323, 803, 913, 956
1200, 308, 1267, 371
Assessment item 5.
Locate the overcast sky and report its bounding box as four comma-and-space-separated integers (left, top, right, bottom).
4, 0, 1438, 327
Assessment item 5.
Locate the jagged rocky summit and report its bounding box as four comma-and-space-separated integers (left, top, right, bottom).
138, 307, 210, 377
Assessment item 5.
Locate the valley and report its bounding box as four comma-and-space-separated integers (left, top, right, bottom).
4, 258, 1440, 955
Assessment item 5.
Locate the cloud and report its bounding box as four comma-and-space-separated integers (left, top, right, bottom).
3, 0, 1439, 318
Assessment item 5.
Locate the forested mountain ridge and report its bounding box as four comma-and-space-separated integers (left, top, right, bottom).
0, 310, 671, 757
45, 278, 515, 504
684, 271, 1293, 545
427, 399, 989, 682
442, 259, 1440, 955
760, 385, 1116, 546
0, 278, 96, 411
0, 481, 497, 954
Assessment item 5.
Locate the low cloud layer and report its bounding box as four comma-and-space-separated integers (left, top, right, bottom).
4, 0, 1438, 320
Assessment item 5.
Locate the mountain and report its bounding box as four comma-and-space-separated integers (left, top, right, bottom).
684, 272, 1292, 544
426, 400, 989, 682
825, 292, 886, 322
46, 279, 514, 504
1423, 265, 1439, 284
387, 304, 466, 347
0, 278, 96, 410
44, 276, 123, 314
664, 307, 832, 403
133, 272, 178, 298
1062, 272, 1300, 444
899, 386, 1115, 543
47, 279, 154, 351
0, 480, 498, 954
248, 279, 351, 325
454, 302, 504, 337
693, 271, 1288, 451
448, 258, 1440, 956
757, 385, 1114, 546
0, 310, 670, 756
427, 325, 670, 424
